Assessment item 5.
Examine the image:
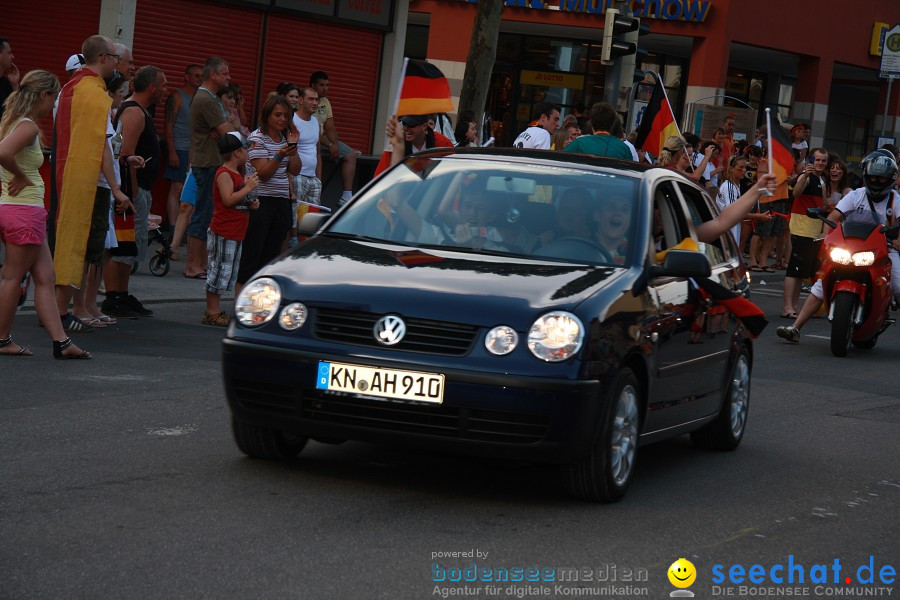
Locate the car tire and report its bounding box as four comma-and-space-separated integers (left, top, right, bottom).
232, 417, 308, 460
565, 368, 640, 503
691, 346, 750, 451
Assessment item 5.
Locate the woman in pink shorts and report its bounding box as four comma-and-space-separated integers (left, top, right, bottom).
0, 70, 89, 359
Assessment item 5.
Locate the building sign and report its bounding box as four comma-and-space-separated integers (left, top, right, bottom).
520, 70, 585, 89
338, 0, 391, 27
276, 0, 335, 17
276, 0, 391, 28
460, 0, 710, 23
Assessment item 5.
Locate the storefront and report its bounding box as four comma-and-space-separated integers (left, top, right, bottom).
407, 0, 900, 161
6, 0, 393, 155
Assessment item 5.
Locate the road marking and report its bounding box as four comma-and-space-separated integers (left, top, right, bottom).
147, 424, 199, 436
807, 335, 830, 340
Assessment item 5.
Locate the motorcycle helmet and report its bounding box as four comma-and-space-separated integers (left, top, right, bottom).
861, 150, 898, 199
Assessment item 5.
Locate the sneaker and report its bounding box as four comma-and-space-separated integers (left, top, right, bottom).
61, 313, 95, 333
776, 325, 800, 343
124, 294, 154, 317
101, 296, 141, 319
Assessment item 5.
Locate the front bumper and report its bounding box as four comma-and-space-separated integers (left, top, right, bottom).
222, 338, 605, 463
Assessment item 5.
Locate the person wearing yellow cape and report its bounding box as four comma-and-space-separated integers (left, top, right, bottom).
49, 36, 131, 332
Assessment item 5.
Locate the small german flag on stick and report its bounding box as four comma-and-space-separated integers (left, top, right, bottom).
765, 107, 794, 198
394, 59, 454, 117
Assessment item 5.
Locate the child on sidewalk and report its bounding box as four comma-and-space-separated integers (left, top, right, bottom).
203, 132, 259, 326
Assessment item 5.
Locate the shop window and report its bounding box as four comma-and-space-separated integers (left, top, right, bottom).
522, 38, 588, 73
404, 25, 429, 61
776, 80, 795, 124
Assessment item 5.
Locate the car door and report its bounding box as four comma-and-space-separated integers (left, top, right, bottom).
643, 179, 731, 434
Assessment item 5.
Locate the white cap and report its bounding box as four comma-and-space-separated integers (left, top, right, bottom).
65, 53, 85, 72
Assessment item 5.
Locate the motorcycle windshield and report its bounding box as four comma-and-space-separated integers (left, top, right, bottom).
842, 221, 879, 240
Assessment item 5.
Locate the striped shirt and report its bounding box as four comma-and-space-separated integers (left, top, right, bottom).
246, 129, 291, 198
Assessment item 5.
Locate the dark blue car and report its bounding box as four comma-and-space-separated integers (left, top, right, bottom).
223, 149, 753, 502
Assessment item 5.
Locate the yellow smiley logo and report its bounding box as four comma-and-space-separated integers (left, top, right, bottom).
668, 558, 697, 588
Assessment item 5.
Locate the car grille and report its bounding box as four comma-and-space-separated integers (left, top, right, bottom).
231, 382, 548, 445
313, 309, 478, 356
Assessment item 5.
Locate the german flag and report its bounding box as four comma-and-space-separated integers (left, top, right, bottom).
767, 113, 794, 186
634, 78, 681, 156
396, 60, 454, 117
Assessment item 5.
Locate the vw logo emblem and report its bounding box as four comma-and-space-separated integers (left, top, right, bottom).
374, 315, 406, 346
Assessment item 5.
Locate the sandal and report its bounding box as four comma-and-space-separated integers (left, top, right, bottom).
749, 265, 762, 272
60, 313, 94, 333
74, 314, 107, 328
202, 311, 231, 327
0, 334, 33, 357
762, 266, 776, 273
94, 314, 117, 324
53, 337, 92, 359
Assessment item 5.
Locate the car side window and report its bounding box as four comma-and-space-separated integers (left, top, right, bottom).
652, 180, 691, 262
676, 182, 732, 266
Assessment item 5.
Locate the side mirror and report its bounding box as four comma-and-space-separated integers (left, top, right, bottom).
650, 250, 711, 279
883, 223, 900, 242
298, 212, 330, 237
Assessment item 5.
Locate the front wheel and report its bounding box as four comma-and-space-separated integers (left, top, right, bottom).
831, 291, 858, 357
691, 346, 751, 451
149, 254, 170, 277
565, 368, 640, 503
232, 417, 308, 460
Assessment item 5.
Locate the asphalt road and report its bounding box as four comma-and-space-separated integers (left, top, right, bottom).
1, 272, 898, 600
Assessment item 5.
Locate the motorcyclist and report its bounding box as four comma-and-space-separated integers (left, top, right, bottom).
777, 150, 900, 343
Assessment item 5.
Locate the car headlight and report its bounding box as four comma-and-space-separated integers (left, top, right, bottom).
279, 302, 308, 330
527, 311, 584, 362
852, 251, 875, 266
829, 247, 851, 265
485, 326, 518, 356
235, 277, 281, 327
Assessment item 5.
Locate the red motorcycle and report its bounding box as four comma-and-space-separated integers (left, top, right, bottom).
809, 208, 900, 357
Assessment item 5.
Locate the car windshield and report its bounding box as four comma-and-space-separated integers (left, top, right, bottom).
326, 156, 640, 266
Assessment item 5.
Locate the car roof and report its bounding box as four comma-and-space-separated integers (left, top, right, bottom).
412, 147, 655, 176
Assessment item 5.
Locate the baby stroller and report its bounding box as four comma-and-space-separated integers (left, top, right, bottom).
130, 214, 174, 276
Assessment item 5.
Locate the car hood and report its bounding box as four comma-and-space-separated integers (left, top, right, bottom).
258, 236, 627, 328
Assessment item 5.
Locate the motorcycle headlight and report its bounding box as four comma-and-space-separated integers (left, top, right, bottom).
851, 251, 875, 266
485, 326, 518, 356
235, 277, 281, 327
279, 302, 308, 331
527, 311, 584, 362
829, 247, 852, 265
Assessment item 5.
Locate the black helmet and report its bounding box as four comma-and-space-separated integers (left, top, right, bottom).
861, 150, 898, 199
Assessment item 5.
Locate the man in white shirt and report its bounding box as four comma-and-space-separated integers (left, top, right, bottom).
512, 101, 560, 150
293, 87, 321, 212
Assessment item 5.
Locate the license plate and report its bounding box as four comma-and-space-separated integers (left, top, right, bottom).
316, 361, 444, 404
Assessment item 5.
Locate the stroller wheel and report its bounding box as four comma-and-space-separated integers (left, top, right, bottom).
149, 254, 170, 277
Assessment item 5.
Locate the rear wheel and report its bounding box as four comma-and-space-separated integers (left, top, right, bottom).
691, 346, 750, 451
232, 416, 308, 460
565, 368, 640, 503
149, 254, 170, 277
830, 291, 857, 357
852, 337, 877, 350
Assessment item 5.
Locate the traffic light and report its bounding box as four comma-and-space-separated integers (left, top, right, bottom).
601, 8, 643, 65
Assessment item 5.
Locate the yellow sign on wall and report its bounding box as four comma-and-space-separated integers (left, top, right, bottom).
872, 22, 889, 56
520, 70, 586, 90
